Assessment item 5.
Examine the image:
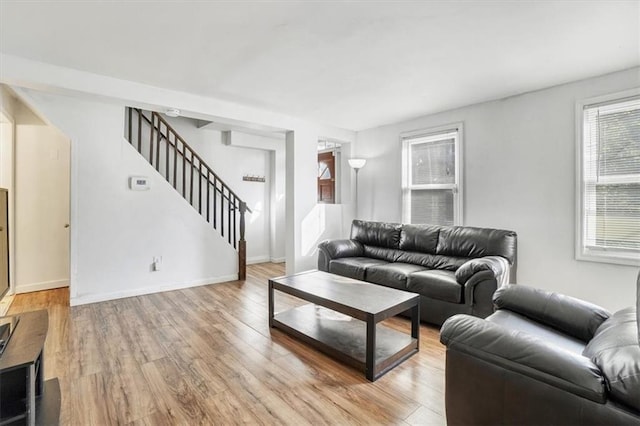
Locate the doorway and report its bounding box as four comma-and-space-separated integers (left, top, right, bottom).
0, 112, 14, 307
15, 124, 71, 293
317, 151, 336, 204
12, 98, 71, 294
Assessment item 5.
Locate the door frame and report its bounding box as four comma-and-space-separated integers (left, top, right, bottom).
0, 111, 15, 297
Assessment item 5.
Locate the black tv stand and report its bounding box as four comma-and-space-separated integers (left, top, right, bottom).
0, 310, 60, 426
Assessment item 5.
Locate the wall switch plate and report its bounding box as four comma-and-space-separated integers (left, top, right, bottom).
153, 256, 162, 271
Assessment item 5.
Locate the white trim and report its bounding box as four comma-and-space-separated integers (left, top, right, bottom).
576, 250, 640, 267
269, 257, 286, 263
247, 255, 270, 265
0, 108, 15, 297
400, 122, 462, 139
575, 88, 640, 266
69, 274, 238, 306
16, 279, 69, 294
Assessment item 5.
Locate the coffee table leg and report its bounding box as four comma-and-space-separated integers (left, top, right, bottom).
27, 363, 36, 426
268, 280, 274, 328
366, 315, 376, 381
411, 303, 420, 347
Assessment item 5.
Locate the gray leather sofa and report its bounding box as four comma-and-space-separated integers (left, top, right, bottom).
317, 220, 517, 326
440, 274, 640, 425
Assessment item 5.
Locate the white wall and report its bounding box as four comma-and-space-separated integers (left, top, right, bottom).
356, 67, 640, 312
18, 89, 239, 305
160, 118, 277, 264
1, 55, 356, 284
14, 116, 70, 292
285, 130, 356, 274
270, 147, 286, 262
220, 130, 286, 263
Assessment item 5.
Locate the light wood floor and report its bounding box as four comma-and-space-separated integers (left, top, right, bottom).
8, 263, 446, 425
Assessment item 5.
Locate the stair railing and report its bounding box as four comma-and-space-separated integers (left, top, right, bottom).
126, 107, 249, 280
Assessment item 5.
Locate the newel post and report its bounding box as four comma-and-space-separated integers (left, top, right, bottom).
238, 201, 247, 281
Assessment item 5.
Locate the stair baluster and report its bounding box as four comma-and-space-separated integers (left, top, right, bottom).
125, 107, 249, 280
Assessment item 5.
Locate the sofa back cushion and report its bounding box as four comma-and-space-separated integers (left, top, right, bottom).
436, 226, 517, 264
351, 220, 401, 249
399, 224, 440, 254
583, 307, 640, 412
349, 220, 517, 274
394, 251, 467, 271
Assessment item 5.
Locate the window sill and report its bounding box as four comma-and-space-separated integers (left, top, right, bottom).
576, 250, 640, 267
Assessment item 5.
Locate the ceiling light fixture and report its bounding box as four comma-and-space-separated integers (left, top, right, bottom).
165, 108, 181, 118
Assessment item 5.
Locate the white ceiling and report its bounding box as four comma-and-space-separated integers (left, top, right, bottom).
1, 1, 638, 131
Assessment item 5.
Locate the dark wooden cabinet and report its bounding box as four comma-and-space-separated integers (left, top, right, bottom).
0, 310, 60, 426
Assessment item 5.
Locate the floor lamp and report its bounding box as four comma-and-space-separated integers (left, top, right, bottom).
348, 158, 367, 214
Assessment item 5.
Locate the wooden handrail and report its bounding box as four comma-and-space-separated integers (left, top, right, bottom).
136, 110, 251, 212
151, 111, 247, 207
126, 107, 249, 280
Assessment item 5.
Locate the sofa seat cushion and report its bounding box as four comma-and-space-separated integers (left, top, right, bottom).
583, 307, 640, 412
365, 263, 427, 290
487, 310, 586, 355
407, 270, 462, 303
329, 257, 388, 281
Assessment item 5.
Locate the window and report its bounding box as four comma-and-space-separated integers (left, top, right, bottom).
402, 124, 462, 225
577, 92, 640, 265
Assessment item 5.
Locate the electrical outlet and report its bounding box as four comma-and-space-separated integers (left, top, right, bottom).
153, 256, 162, 271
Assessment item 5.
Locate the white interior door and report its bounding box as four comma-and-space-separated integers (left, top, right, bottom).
15, 123, 70, 293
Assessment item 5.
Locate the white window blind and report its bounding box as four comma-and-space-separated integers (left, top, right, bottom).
579, 95, 640, 264
402, 126, 462, 225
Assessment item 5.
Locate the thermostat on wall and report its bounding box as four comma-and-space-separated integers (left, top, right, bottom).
129, 176, 150, 191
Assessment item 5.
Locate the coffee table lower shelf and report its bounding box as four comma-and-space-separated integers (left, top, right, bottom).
273, 304, 418, 381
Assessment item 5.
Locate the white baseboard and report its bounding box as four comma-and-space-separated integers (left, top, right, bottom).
247, 255, 270, 265
69, 274, 238, 306
16, 279, 69, 294
270, 257, 285, 263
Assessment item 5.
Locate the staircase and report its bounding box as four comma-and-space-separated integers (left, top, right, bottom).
125, 107, 249, 280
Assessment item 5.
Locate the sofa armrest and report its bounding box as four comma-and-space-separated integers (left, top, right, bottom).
440, 314, 607, 403
493, 285, 611, 342
462, 270, 497, 318
317, 239, 364, 271
455, 256, 509, 286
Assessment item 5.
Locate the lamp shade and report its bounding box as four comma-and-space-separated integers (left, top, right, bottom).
348, 158, 367, 169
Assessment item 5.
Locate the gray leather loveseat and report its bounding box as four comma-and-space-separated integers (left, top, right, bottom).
317, 220, 517, 325
440, 275, 640, 425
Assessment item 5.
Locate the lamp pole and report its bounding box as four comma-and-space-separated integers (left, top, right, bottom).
348, 158, 367, 217
354, 167, 360, 211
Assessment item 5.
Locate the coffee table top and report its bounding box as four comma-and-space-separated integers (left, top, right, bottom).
269, 270, 419, 318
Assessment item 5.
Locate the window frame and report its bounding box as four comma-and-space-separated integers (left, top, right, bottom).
575, 89, 640, 266
401, 122, 464, 226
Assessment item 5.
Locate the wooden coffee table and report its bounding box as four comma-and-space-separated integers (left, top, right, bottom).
268, 270, 420, 381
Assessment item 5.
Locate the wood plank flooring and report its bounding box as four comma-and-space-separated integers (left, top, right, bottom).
8, 263, 446, 425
